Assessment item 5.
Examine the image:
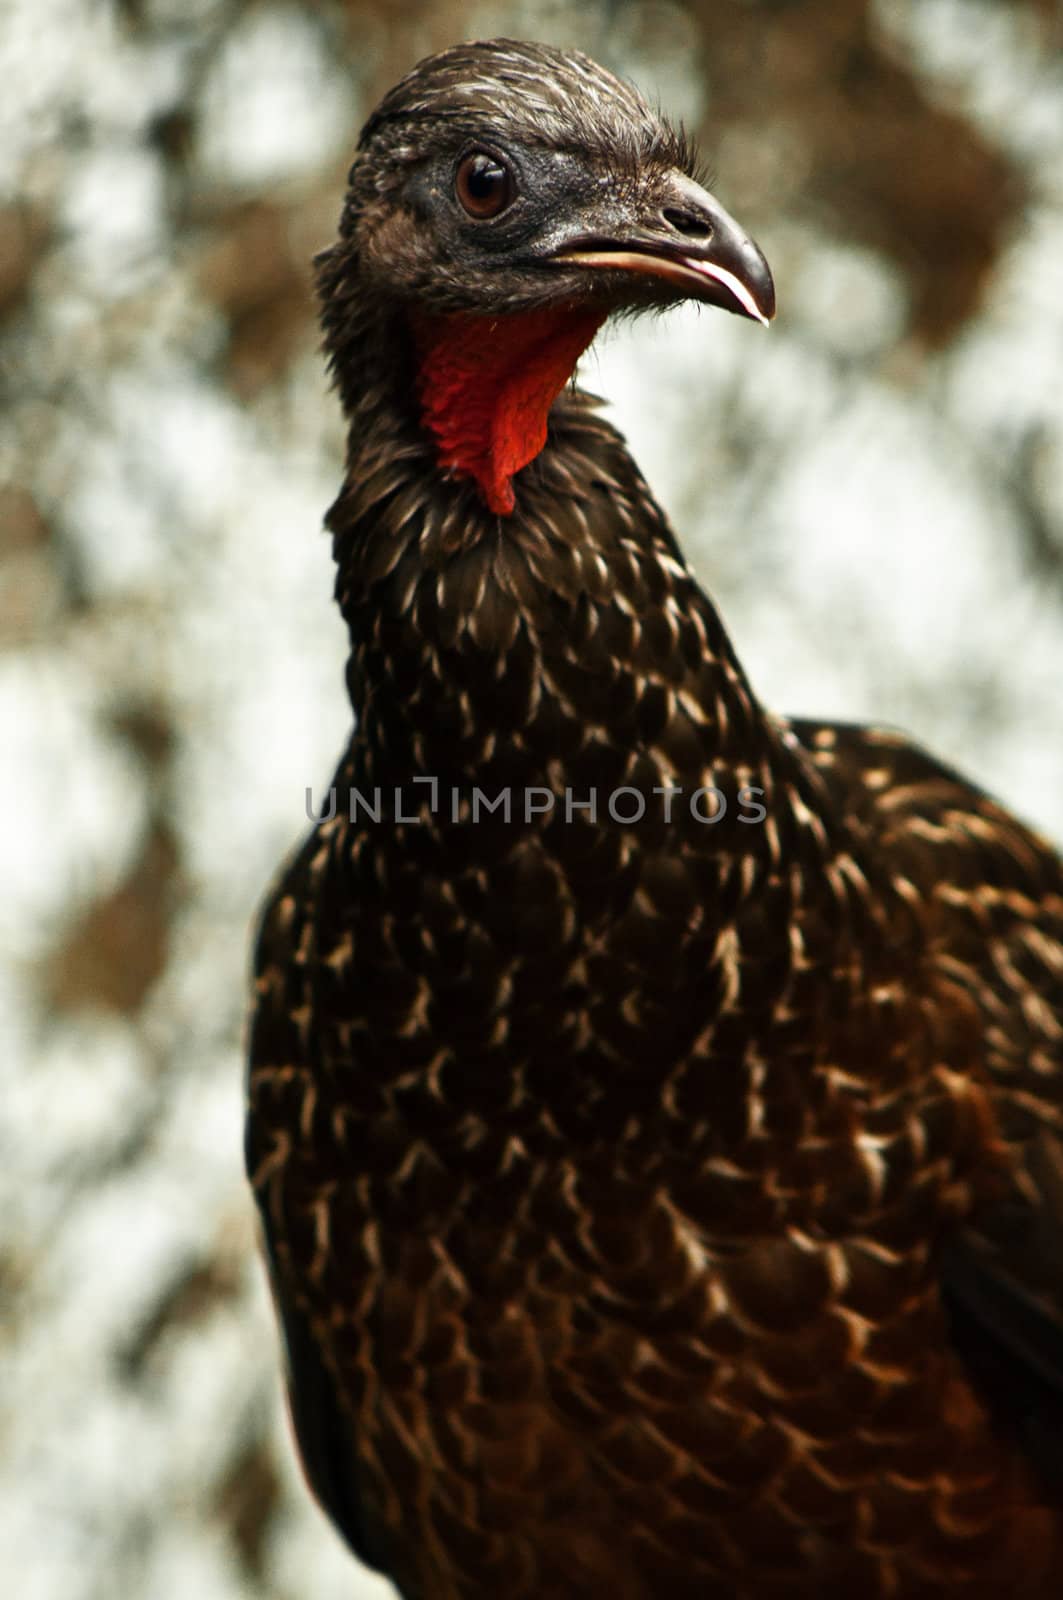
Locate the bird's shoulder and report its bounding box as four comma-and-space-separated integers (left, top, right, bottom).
784, 716, 1063, 1052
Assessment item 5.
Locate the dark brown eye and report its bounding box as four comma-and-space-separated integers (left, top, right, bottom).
455, 151, 515, 219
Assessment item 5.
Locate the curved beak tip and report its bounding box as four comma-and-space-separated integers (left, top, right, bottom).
705, 252, 775, 325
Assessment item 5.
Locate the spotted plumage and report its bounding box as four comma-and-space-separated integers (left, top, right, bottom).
247, 38, 1063, 1599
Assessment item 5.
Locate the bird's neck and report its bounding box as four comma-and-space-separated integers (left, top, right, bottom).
324, 288, 835, 842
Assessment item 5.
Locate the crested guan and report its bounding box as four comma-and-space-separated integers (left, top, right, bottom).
246, 38, 1063, 1600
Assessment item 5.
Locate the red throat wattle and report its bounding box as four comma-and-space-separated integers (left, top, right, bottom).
413, 307, 606, 515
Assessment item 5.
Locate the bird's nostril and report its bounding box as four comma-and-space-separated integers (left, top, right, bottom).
662, 206, 713, 239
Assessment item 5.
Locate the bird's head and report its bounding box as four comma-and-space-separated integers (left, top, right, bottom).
321, 39, 775, 515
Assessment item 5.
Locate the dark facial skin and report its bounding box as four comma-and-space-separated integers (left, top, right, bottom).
340, 44, 774, 323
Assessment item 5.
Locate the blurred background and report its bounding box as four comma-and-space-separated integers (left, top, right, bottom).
2, 1, 1062, 1596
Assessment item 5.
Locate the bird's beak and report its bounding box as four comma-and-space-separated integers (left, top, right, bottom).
551, 172, 775, 326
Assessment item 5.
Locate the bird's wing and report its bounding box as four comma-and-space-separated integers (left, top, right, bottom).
787, 715, 1063, 1488
264, 1236, 392, 1570
246, 833, 413, 1593
938, 1130, 1063, 1494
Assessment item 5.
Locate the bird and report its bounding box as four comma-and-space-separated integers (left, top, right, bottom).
246, 37, 1063, 1600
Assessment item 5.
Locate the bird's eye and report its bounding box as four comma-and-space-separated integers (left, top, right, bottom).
455, 151, 515, 219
